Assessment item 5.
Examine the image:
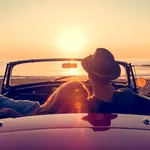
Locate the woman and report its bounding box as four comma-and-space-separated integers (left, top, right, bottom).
34, 81, 90, 115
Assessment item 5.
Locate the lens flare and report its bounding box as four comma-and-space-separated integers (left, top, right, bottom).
75, 101, 82, 110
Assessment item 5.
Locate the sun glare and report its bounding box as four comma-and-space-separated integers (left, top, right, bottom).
57, 29, 86, 52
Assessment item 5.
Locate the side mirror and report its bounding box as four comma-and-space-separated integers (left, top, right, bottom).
136, 78, 147, 88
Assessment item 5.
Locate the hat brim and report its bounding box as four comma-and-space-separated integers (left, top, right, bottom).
81, 55, 121, 80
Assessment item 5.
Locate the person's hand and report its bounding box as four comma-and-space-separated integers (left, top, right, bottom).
0, 108, 23, 119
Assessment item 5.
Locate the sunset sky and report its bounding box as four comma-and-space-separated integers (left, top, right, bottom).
0, 0, 150, 61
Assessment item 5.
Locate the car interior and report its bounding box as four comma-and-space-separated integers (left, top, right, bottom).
1, 59, 150, 117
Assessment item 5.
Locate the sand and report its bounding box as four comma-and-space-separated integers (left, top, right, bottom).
0, 77, 150, 97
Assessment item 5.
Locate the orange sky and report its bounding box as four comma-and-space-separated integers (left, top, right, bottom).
1, 0, 150, 61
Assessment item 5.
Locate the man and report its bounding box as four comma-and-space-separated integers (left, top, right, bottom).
81, 48, 135, 114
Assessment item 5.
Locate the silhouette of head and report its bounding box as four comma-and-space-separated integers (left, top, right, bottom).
82, 113, 118, 131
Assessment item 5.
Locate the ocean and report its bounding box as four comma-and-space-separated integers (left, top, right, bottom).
0, 59, 150, 79
126, 59, 150, 78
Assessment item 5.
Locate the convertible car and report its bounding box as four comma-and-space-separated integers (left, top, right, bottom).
1, 58, 141, 104
0, 113, 150, 150
0, 58, 150, 115
0, 58, 150, 149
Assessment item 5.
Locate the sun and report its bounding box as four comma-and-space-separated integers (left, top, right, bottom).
57, 29, 86, 52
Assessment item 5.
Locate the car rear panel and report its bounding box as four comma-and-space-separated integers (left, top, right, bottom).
0, 113, 150, 132
0, 128, 150, 150
0, 113, 150, 150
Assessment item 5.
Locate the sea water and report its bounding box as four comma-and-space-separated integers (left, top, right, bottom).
0, 59, 150, 78
125, 59, 150, 77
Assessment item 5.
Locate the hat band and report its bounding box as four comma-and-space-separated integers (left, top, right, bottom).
88, 60, 112, 78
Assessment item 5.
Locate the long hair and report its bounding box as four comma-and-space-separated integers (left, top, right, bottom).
34, 81, 90, 115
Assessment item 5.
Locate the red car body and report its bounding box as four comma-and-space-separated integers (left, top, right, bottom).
0, 113, 150, 150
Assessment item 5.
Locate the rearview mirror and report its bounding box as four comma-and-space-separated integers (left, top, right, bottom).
136, 78, 147, 88
62, 63, 77, 69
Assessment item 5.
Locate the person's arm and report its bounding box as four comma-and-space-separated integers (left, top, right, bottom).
0, 95, 40, 115
0, 108, 23, 119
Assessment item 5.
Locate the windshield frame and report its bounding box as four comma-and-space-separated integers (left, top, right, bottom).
1, 58, 137, 94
